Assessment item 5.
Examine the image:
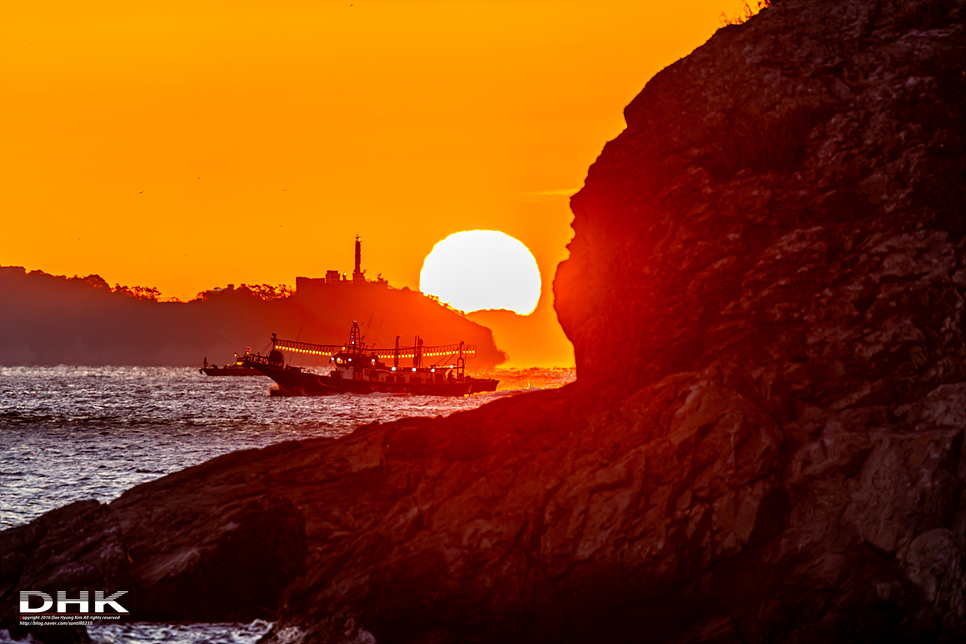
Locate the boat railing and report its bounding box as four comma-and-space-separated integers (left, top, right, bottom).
271, 336, 476, 361
243, 353, 289, 367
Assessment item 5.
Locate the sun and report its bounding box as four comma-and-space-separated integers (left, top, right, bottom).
420, 231, 541, 315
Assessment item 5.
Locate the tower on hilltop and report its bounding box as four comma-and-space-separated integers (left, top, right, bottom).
352, 235, 365, 284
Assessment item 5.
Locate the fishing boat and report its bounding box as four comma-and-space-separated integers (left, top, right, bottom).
200, 354, 263, 376
244, 322, 498, 396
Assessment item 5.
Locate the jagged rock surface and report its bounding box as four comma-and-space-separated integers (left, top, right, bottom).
2, 0, 964, 642
1, 444, 307, 628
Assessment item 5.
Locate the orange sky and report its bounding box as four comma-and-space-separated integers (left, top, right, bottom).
1, 0, 735, 367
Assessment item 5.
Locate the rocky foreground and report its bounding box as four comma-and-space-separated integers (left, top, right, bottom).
2, 0, 964, 642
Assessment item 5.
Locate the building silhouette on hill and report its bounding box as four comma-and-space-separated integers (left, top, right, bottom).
296, 236, 388, 293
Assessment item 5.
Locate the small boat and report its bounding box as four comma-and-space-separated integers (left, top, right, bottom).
244, 322, 498, 396
200, 354, 264, 376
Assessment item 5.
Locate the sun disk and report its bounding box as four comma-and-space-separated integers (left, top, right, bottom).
419, 231, 541, 315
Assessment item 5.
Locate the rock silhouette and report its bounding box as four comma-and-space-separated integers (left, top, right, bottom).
2, 0, 964, 642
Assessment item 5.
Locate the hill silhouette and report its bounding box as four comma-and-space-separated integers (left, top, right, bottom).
467, 307, 574, 368
0, 267, 505, 368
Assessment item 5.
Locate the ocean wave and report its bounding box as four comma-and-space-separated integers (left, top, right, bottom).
1, 366, 572, 531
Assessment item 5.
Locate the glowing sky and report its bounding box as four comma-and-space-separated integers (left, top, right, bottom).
1, 0, 737, 366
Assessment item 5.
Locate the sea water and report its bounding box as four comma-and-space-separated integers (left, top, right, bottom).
0, 365, 574, 643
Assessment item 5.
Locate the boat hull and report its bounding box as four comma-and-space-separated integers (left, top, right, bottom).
250, 361, 497, 397
200, 366, 263, 376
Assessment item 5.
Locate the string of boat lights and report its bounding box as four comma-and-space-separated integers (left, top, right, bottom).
273, 339, 476, 360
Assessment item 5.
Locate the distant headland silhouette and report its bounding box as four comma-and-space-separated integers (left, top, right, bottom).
0, 239, 505, 367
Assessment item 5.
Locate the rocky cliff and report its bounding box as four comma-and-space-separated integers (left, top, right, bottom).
2, 0, 964, 642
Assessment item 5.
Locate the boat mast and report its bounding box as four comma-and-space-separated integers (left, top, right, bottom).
349, 321, 362, 355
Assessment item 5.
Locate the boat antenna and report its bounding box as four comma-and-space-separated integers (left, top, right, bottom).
295, 316, 307, 342
373, 312, 386, 345
361, 312, 374, 344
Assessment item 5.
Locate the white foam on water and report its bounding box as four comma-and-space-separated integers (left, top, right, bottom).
87, 619, 273, 644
